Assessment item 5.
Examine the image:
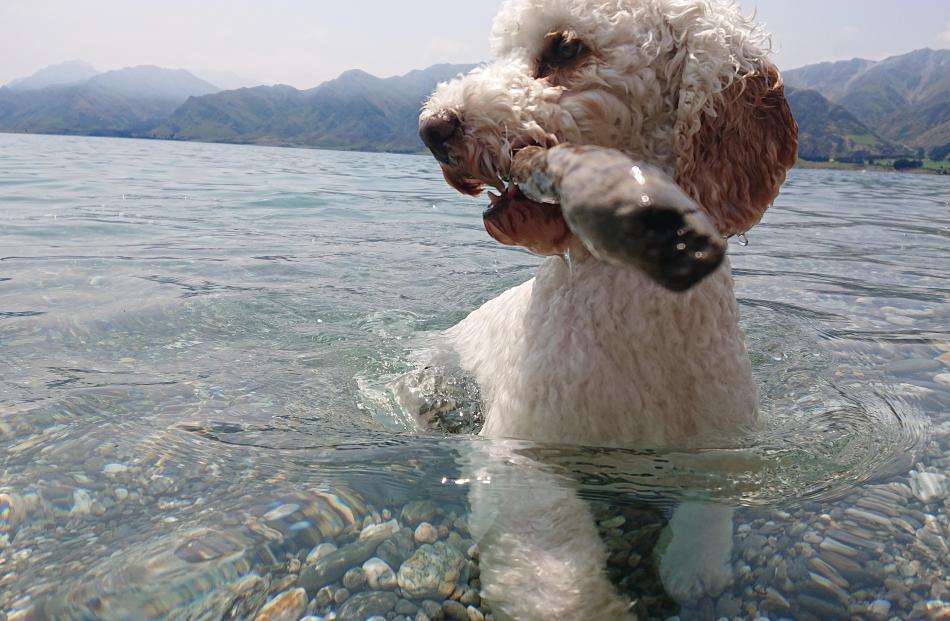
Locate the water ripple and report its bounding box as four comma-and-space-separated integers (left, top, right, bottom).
0, 135, 947, 621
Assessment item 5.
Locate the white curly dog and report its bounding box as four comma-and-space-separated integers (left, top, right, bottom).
417, 0, 797, 618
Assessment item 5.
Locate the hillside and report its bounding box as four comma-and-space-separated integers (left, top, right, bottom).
151, 63, 478, 152
785, 88, 907, 161
6, 60, 100, 91
785, 49, 950, 157
0, 86, 187, 136
781, 58, 876, 102
0, 66, 220, 137
83, 66, 220, 101
2, 52, 948, 165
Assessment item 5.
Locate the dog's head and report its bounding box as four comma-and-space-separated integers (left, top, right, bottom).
419, 0, 797, 256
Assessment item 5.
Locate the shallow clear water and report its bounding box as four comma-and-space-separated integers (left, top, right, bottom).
1, 134, 948, 621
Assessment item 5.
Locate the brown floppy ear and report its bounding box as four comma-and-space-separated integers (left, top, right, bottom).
674, 63, 798, 237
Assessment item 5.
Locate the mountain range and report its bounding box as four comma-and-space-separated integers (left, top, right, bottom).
784, 48, 950, 161
151, 64, 478, 152
0, 64, 219, 137
1, 49, 949, 163
6, 60, 101, 91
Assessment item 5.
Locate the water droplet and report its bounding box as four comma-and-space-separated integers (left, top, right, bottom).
630, 165, 645, 185
564, 249, 576, 279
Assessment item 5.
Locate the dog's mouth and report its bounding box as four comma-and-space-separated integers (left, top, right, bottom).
441, 138, 573, 256
483, 183, 572, 256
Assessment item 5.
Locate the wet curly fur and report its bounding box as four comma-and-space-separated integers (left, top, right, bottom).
421, 0, 797, 448
418, 1, 797, 617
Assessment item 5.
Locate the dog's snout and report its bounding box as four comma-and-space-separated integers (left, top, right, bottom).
419, 112, 461, 164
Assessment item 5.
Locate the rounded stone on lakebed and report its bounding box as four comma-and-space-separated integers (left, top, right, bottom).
401, 500, 439, 526
414, 522, 439, 544
335, 591, 397, 621
253, 588, 307, 621
397, 541, 466, 599
342, 567, 367, 591
363, 556, 398, 589
306, 542, 338, 564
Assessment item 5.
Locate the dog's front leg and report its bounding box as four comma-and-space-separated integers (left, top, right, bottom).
658, 500, 735, 604
463, 441, 635, 621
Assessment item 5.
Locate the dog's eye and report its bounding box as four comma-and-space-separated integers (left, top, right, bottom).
537, 31, 589, 79
553, 38, 583, 63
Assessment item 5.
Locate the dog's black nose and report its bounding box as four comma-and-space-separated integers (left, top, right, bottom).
419, 112, 461, 164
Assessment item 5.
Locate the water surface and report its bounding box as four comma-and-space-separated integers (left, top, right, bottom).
1, 134, 948, 620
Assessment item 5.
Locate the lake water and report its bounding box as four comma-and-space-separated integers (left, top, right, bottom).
1, 133, 948, 621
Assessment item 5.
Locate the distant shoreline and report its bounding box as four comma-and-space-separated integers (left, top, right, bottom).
0, 129, 422, 156
795, 159, 949, 176
3, 130, 949, 176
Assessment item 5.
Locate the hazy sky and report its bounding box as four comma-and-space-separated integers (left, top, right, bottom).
2, 1, 949, 89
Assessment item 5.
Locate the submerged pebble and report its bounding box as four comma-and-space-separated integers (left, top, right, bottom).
253, 588, 307, 621
335, 591, 397, 621
867, 599, 892, 620
298, 536, 382, 594
359, 519, 400, 542
101, 463, 129, 475
306, 542, 338, 564
414, 522, 439, 545
69, 489, 93, 516
401, 500, 439, 527
363, 557, 397, 590
342, 567, 367, 591
909, 471, 949, 503
397, 542, 466, 599
263, 503, 301, 522
376, 528, 416, 568
442, 599, 469, 621
0, 493, 25, 541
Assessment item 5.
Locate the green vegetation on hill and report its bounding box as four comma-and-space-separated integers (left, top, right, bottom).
151, 64, 478, 153
797, 157, 950, 174
0, 85, 182, 136
785, 88, 907, 161
3, 50, 950, 169
785, 49, 950, 162
83, 66, 219, 101
0, 66, 220, 137
0, 62, 476, 153
778, 58, 875, 102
